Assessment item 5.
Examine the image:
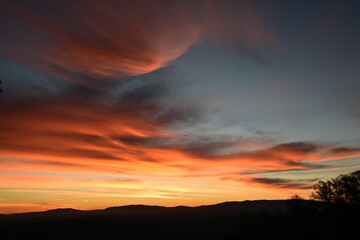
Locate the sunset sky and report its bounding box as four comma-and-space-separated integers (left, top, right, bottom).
1, 0, 359, 213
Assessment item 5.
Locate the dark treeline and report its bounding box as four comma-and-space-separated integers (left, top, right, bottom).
1, 200, 358, 240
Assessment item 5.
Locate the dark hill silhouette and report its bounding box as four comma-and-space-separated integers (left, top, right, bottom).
0, 200, 358, 240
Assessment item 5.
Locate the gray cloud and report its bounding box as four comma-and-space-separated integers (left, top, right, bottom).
248, 177, 318, 189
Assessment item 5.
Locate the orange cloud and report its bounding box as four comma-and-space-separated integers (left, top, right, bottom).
1, 0, 202, 87
3, 88, 347, 184
1, 0, 274, 87
1, 94, 359, 193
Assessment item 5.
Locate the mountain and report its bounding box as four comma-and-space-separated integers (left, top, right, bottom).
0, 200, 358, 240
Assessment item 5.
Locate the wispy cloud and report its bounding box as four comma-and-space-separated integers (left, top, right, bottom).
221, 176, 318, 190
0, 0, 274, 87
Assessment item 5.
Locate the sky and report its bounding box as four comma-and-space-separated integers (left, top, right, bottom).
0, 0, 359, 213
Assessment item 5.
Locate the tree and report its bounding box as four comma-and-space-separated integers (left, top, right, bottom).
289, 194, 304, 200
310, 170, 360, 205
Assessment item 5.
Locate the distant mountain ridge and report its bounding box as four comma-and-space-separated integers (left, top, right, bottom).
1, 199, 358, 240
0, 199, 297, 216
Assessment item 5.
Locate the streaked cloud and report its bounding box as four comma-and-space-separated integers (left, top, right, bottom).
0, 0, 273, 87
1, 90, 359, 187
221, 176, 318, 190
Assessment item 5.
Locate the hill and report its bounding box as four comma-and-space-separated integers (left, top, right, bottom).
0, 200, 358, 240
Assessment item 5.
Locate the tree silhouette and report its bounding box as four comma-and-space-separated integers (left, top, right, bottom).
310, 170, 360, 205
289, 194, 304, 200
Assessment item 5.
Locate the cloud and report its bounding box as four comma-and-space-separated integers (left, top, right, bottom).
135, 135, 270, 159
220, 142, 360, 169
128, 138, 360, 167
0, 0, 274, 87
221, 176, 317, 190
1, 88, 359, 177
0, 94, 159, 163
1, 89, 359, 207
0, 0, 201, 86
328, 147, 360, 156
0, 73, 208, 177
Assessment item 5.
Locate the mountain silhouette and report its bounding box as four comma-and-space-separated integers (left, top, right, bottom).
1, 200, 358, 240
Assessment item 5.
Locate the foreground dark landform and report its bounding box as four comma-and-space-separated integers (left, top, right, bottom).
1, 200, 359, 240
